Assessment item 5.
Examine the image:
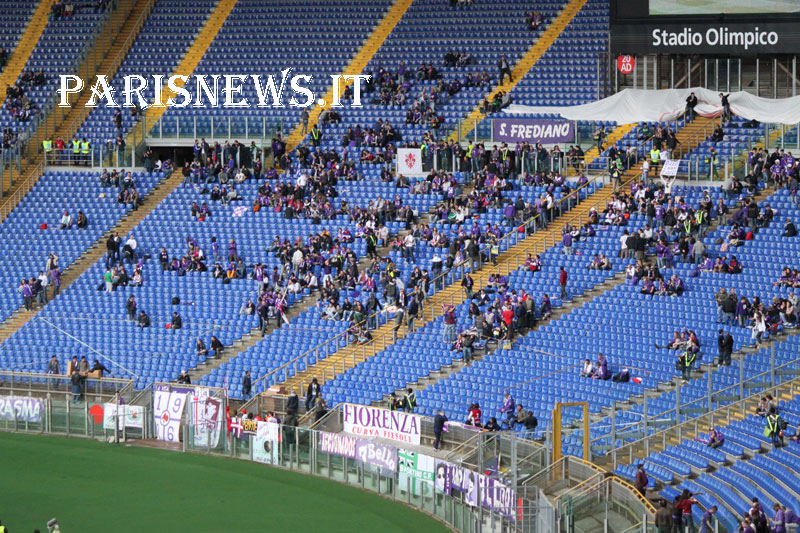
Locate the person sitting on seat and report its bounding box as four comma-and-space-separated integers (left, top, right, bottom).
171, 311, 182, 331
782, 218, 797, 237
580, 358, 594, 378
593, 354, 611, 380
196, 338, 208, 358
705, 427, 724, 449
137, 310, 150, 328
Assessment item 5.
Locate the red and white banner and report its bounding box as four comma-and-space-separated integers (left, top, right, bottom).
397, 148, 422, 175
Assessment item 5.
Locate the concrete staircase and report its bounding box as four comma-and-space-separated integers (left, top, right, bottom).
122, 0, 238, 154
450, 0, 589, 143
0, 0, 54, 92
0, 0, 152, 218
284, 0, 415, 153
672, 116, 717, 160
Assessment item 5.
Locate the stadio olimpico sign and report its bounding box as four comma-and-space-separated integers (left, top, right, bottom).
651, 27, 778, 51
611, 21, 800, 56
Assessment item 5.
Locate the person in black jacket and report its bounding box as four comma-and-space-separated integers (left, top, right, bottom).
433, 410, 447, 450
91, 359, 111, 376
171, 311, 182, 331
783, 219, 797, 237
106, 232, 120, 268
210, 335, 223, 357
241, 370, 252, 400
306, 377, 321, 411
286, 389, 299, 416
125, 295, 137, 321
138, 310, 150, 328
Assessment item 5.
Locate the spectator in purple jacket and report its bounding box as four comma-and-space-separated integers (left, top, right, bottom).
50, 267, 61, 296
562, 231, 573, 255
593, 353, 611, 380
503, 202, 515, 227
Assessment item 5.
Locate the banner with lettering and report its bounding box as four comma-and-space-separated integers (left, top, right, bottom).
230, 417, 260, 439
355, 440, 397, 476
342, 404, 421, 445
153, 390, 187, 443
398, 449, 435, 496
319, 431, 357, 458
492, 118, 574, 145
0, 396, 43, 423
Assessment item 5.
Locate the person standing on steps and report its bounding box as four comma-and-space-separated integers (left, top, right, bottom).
498, 54, 512, 84
433, 409, 447, 451
634, 464, 648, 497
559, 266, 569, 301
306, 377, 321, 411
241, 370, 252, 401
300, 108, 309, 136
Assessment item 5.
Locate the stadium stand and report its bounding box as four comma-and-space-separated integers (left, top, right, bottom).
2, 2, 800, 532
0, 169, 164, 325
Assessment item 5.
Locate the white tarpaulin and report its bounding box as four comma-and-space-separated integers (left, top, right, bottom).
504, 88, 800, 125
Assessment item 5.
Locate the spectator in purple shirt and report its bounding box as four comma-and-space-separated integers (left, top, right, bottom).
50, 267, 61, 296
562, 231, 573, 255
593, 353, 611, 380
499, 392, 515, 423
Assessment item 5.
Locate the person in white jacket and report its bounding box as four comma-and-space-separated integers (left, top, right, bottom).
751, 311, 767, 345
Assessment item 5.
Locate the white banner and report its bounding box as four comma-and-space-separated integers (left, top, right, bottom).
342, 404, 421, 446
660, 159, 680, 177
398, 449, 435, 496
191, 395, 222, 448
397, 148, 422, 175
154, 390, 187, 443
252, 421, 280, 465
103, 404, 145, 430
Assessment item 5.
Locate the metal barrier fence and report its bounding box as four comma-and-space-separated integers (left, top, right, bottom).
523, 456, 656, 533
0, 372, 142, 440
184, 421, 546, 533
590, 348, 800, 465
598, 368, 800, 471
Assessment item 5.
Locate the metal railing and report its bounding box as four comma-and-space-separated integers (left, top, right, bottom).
0, 370, 134, 401
592, 347, 800, 468
248, 168, 611, 395
22, 0, 125, 164
522, 456, 655, 533
0, 159, 45, 223
147, 116, 286, 142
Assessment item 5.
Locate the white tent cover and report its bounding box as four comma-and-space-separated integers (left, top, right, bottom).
503, 87, 800, 125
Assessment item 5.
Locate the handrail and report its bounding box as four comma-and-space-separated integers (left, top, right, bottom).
306, 401, 343, 429
22, 0, 122, 160
250, 167, 611, 393
0, 159, 44, 223
590, 351, 800, 448
610, 475, 657, 515
443, 427, 488, 461
0, 370, 135, 389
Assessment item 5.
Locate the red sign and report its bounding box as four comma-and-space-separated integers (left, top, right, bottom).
617, 55, 635, 75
